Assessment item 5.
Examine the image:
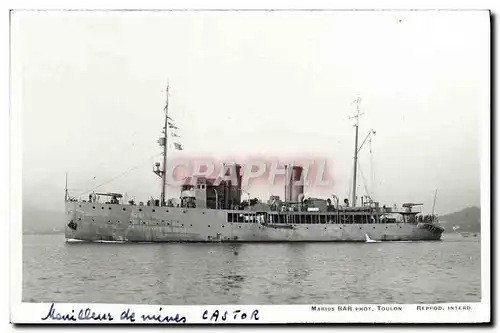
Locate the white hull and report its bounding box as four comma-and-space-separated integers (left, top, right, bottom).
64, 202, 443, 242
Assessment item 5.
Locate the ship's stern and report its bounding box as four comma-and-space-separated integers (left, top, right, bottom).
419, 222, 445, 240
64, 200, 79, 240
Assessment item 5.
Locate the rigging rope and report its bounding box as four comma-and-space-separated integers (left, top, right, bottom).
78, 152, 162, 196
347, 167, 352, 202
369, 136, 375, 199
80, 139, 141, 184
358, 160, 372, 199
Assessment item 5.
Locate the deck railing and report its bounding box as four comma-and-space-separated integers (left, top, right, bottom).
379, 206, 423, 214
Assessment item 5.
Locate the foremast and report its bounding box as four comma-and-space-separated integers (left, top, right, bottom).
153, 83, 170, 207
161, 83, 170, 206
153, 83, 183, 207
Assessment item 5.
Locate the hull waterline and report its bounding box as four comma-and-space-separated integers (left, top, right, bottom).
65, 202, 444, 243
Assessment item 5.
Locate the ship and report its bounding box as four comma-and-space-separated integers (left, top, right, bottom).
64, 88, 444, 242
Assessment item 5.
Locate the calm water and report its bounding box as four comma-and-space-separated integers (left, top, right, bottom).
22, 233, 481, 305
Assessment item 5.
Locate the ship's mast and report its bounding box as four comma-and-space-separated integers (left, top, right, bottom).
161, 83, 170, 207
350, 98, 363, 207
65, 172, 68, 202
284, 164, 288, 204
432, 189, 438, 215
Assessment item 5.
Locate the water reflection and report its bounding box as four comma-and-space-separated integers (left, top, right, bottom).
150, 245, 174, 299
283, 243, 310, 303
220, 274, 245, 292
24, 235, 482, 305
212, 244, 246, 302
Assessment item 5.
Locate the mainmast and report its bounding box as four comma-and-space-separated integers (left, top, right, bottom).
161, 83, 170, 207
350, 98, 363, 207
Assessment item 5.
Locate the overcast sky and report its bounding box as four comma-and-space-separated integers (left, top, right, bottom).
13, 10, 488, 215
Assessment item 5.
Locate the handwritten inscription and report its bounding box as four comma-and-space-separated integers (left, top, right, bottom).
41, 303, 114, 322
120, 308, 136, 322
41, 303, 186, 323
139, 307, 186, 323
202, 309, 259, 322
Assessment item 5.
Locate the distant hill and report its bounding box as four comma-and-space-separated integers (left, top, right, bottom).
439, 206, 481, 233
22, 205, 65, 235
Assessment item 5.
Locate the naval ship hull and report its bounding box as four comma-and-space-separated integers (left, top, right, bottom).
64, 201, 443, 242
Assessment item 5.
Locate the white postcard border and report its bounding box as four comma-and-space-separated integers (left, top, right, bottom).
9, 302, 491, 324
7, 4, 492, 325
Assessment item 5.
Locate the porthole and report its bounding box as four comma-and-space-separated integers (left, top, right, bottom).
373, 227, 376, 229
117, 221, 120, 224
143, 222, 146, 225
222, 225, 224, 228
92, 206, 95, 209
101, 207, 104, 210
167, 223, 170, 226
202, 212, 205, 214
166, 210, 169, 213
139, 208, 142, 212
78, 217, 81, 221
108, 220, 111, 223
79, 205, 82, 208
123, 208, 126, 211
92, 218, 95, 222
162, 220, 165, 222
359, 227, 362, 229
190, 224, 193, 227
152, 209, 156, 212
239, 226, 242, 229
156, 222, 159, 225
182, 224, 184, 227
208, 225, 211, 228
109, 207, 111, 210
129, 221, 132, 224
